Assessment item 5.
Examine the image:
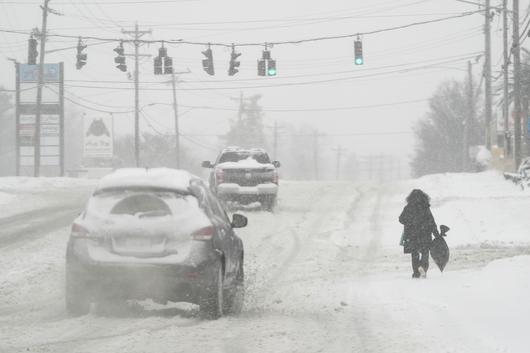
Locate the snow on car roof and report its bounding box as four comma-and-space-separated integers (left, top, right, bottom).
95, 168, 196, 193
218, 157, 274, 169
221, 146, 267, 153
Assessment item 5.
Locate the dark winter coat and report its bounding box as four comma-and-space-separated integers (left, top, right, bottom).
399, 202, 439, 253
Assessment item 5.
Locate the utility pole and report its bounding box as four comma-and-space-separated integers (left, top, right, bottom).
464, 61, 473, 172
34, 0, 51, 177
332, 145, 346, 180
171, 71, 180, 168
513, 0, 522, 168
167, 69, 190, 169
484, 0, 493, 150
313, 130, 319, 180
273, 121, 278, 161
502, 0, 511, 157
122, 23, 151, 167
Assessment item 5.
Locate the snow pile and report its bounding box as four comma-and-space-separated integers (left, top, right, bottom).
382, 171, 530, 247
360, 255, 530, 353
0, 176, 96, 193
0, 177, 97, 217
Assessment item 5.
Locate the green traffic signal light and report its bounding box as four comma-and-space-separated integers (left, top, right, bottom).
354, 39, 363, 65
267, 67, 277, 76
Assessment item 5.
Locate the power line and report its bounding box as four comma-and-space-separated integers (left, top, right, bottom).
62, 54, 480, 91
0, 10, 484, 48
174, 98, 429, 112
2, 0, 197, 4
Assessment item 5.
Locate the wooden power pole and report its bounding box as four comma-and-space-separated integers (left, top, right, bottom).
122, 23, 151, 167
502, 0, 510, 157
34, 0, 51, 177
484, 0, 493, 150
513, 0, 522, 168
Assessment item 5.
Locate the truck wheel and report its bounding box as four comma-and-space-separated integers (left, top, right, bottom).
199, 262, 224, 320
65, 266, 90, 316
263, 195, 277, 212
224, 261, 244, 315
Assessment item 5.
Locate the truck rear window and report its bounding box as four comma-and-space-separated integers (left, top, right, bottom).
219, 151, 270, 164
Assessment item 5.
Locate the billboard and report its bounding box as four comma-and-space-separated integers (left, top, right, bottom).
83, 116, 113, 159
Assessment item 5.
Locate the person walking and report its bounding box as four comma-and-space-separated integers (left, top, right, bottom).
399, 189, 439, 278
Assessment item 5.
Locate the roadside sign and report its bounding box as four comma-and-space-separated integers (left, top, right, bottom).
19, 64, 60, 82
84, 116, 114, 159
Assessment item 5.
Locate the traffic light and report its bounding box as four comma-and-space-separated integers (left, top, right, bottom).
202, 47, 214, 75
262, 50, 271, 60
28, 37, 38, 65
158, 46, 167, 58
258, 49, 276, 76
164, 56, 173, 74
114, 41, 127, 72
154, 56, 162, 75
354, 39, 364, 65
228, 47, 241, 76
258, 59, 266, 76
267, 59, 277, 76
76, 38, 87, 70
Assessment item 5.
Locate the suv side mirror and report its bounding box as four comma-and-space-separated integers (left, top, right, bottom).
272, 161, 281, 168
440, 225, 450, 236
202, 161, 213, 168
231, 213, 248, 228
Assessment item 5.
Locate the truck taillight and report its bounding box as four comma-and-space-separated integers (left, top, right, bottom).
191, 226, 215, 241
216, 168, 224, 184
272, 170, 279, 184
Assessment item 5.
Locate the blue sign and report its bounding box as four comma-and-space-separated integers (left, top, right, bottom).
20, 64, 60, 82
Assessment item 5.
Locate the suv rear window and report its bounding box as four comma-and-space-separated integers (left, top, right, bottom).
87, 190, 198, 218
218, 151, 271, 164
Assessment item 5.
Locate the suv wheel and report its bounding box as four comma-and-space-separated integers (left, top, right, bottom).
199, 263, 224, 319
224, 260, 245, 315
65, 266, 90, 316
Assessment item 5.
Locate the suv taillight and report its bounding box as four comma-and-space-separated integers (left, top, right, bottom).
191, 226, 215, 241
71, 223, 89, 238
215, 168, 224, 184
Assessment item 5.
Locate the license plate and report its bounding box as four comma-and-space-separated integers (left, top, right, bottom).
125, 238, 150, 248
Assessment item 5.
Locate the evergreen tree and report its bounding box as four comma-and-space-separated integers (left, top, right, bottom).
224, 94, 266, 148
411, 80, 484, 177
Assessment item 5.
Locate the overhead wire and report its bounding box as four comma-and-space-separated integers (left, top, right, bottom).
0, 9, 485, 48
62, 52, 481, 91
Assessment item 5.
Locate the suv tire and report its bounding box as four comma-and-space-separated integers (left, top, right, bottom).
199, 262, 224, 319
224, 260, 244, 315
65, 266, 90, 316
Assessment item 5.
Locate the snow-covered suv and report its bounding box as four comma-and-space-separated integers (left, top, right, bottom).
202, 147, 280, 211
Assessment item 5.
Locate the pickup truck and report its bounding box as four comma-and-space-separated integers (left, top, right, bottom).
202, 147, 280, 211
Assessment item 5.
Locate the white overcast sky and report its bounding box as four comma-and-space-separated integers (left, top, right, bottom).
1, 0, 529, 164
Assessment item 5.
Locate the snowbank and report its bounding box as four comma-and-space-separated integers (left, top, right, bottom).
360, 255, 530, 353
383, 171, 530, 247
0, 177, 97, 217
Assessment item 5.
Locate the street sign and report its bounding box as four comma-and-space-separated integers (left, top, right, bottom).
19, 64, 60, 82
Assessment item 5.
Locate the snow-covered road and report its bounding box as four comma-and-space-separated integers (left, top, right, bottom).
1, 173, 529, 353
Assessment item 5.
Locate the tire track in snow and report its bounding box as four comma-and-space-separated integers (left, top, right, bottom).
223, 183, 363, 353
0, 205, 83, 249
